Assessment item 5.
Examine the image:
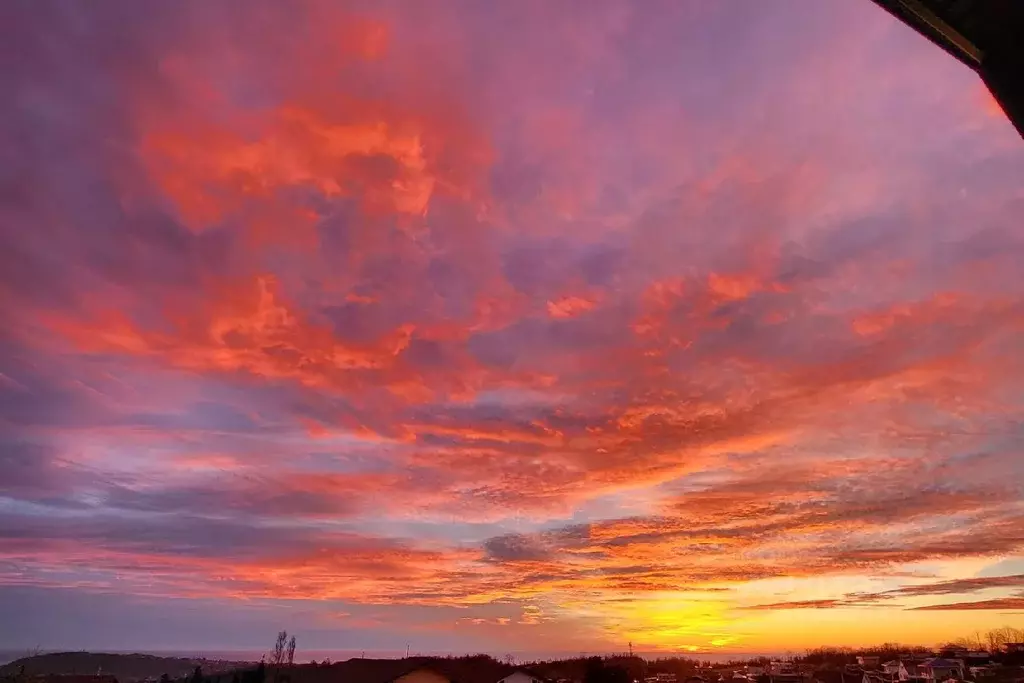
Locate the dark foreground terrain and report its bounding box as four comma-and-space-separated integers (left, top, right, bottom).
0, 653, 247, 682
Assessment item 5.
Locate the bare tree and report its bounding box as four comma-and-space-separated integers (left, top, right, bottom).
947, 637, 978, 651
287, 636, 297, 667
269, 630, 289, 683
984, 626, 1024, 651
271, 631, 288, 668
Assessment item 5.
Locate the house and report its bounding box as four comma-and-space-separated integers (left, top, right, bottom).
897, 660, 927, 682
643, 675, 676, 683
881, 662, 901, 677
962, 653, 990, 667
857, 658, 881, 670
498, 672, 546, 683
768, 663, 803, 683
940, 650, 969, 661
918, 659, 962, 682
896, 658, 965, 683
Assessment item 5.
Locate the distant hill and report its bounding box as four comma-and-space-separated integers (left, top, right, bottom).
0, 653, 249, 681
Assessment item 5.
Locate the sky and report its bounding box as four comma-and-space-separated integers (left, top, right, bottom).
2, 0, 1024, 658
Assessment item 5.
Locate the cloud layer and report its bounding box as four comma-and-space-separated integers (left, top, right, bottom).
2, 0, 1024, 654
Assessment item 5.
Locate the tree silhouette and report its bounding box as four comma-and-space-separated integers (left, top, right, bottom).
269, 631, 295, 683
271, 632, 288, 669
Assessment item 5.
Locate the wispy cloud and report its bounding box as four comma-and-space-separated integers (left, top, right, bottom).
910, 596, 1024, 611
744, 600, 849, 611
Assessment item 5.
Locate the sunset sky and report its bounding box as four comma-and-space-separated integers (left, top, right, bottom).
3, 0, 1024, 657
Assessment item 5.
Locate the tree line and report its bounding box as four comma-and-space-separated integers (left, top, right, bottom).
799, 625, 1024, 666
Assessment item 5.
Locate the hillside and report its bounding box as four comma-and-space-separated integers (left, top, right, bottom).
0, 653, 249, 681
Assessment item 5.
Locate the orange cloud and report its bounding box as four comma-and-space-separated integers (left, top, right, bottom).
910, 597, 1024, 611
546, 295, 597, 319
144, 108, 437, 234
